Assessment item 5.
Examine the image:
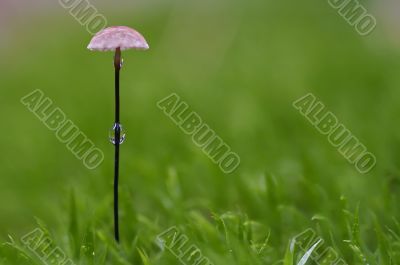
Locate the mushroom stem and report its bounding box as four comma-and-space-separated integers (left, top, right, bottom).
113, 47, 122, 243
114, 47, 121, 123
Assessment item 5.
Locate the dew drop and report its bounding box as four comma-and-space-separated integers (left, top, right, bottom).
109, 123, 126, 145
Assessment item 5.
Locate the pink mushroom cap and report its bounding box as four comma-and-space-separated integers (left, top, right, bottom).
87, 26, 149, 51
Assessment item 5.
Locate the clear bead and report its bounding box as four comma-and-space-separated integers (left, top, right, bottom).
109, 123, 126, 145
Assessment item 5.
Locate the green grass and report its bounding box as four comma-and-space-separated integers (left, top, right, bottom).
1, 0, 400, 264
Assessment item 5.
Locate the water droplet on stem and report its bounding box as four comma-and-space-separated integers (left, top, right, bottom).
109, 123, 126, 145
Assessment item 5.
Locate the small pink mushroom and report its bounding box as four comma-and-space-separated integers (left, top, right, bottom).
87, 26, 149, 51
87, 26, 149, 243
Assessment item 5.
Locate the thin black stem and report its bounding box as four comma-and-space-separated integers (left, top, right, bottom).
115, 48, 121, 123
113, 48, 121, 243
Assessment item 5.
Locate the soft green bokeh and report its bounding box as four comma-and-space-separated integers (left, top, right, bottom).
1, 0, 400, 264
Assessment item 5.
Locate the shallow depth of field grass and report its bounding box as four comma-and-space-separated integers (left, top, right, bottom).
1, 0, 400, 264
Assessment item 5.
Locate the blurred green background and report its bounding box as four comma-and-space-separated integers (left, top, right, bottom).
1, 0, 400, 264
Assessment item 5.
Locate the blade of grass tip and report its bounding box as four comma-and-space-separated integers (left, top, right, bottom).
68, 190, 80, 259
238, 214, 246, 242
347, 243, 370, 265
3, 237, 43, 265
347, 205, 374, 264
374, 219, 390, 265
265, 173, 278, 207
189, 211, 217, 239
351, 203, 361, 246
80, 225, 95, 265
137, 248, 152, 265
5, 234, 15, 245
96, 231, 131, 265
327, 230, 343, 260
256, 230, 270, 255
94, 230, 111, 264
297, 239, 322, 265
33, 217, 50, 235
212, 213, 231, 250
137, 214, 159, 232
243, 220, 253, 245
283, 239, 295, 265
393, 217, 400, 233
386, 227, 400, 241
96, 245, 108, 265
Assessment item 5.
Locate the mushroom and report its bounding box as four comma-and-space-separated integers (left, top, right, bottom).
87, 26, 149, 243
